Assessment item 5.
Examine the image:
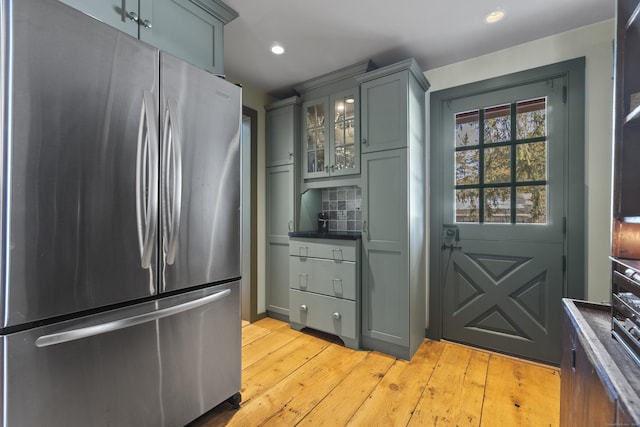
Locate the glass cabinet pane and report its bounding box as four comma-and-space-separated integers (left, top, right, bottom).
334, 95, 356, 171
306, 103, 326, 174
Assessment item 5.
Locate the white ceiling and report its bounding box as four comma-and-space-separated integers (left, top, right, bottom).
222, 0, 614, 98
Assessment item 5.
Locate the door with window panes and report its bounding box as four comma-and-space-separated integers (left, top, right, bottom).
440, 78, 565, 364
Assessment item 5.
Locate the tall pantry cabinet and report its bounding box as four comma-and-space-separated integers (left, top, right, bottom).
356, 59, 429, 360
265, 97, 300, 320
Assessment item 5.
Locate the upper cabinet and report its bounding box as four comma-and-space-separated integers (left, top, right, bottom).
266, 97, 301, 167
58, 0, 238, 75
296, 60, 375, 186
612, 0, 640, 258
302, 88, 360, 179
360, 71, 409, 153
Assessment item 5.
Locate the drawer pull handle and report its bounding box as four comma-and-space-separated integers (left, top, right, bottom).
298, 246, 309, 257
300, 304, 308, 312
332, 248, 343, 261
299, 273, 309, 288
332, 312, 341, 320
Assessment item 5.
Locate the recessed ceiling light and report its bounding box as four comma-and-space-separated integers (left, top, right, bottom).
485, 10, 505, 24
271, 44, 285, 55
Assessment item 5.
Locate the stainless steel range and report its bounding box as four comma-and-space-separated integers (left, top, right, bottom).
612, 258, 640, 366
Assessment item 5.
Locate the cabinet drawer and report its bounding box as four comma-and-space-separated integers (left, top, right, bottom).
289, 289, 357, 339
289, 238, 357, 261
289, 256, 357, 300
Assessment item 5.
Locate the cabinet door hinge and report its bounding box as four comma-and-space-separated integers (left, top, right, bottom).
563, 86, 567, 104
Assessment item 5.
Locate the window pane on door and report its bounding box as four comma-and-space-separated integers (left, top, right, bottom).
456, 189, 479, 223
516, 185, 547, 223
516, 98, 546, 139
456, 110, 479, 147
484, 146, 511, 183
485, 187, 511, 223
516, 142, 547, 181
484, 104, 511, 143
456, 149, 479, 184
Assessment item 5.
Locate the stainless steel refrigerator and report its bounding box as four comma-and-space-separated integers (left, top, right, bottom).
0, 0, 242, 425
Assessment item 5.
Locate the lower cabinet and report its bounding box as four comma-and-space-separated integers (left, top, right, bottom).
265, 165, 295, 320
560, 299, 640, 426
288, 238, 360, 349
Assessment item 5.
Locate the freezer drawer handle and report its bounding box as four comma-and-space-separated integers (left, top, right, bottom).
34, 288, 231, 348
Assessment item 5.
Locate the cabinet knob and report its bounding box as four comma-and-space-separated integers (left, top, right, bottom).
324, 165, 329, 173
288, 220, 293, 231
289, 152, 294, 159
362, 220, 367, 232
141, 19, 152, 29
126, 11, 139, 22
300, 304, 308, 312
332, 312, 341, 320
362, 138, 367, 145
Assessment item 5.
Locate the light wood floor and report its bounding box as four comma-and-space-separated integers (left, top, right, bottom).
191, 317, 560, 426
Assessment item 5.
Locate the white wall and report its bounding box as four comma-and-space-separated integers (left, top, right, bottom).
424, 20, 615, 304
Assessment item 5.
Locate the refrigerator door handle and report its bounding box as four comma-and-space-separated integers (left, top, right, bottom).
136, 90, 160, 269
162, 98, 183, 265
35, 288, 231, 348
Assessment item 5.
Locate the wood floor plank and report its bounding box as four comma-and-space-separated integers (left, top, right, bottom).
241, 323, 273, 347
297, 350, 396, 425
408, 343, 490, 426
228, 344, 368, 426
346, 340, 446, 426
480, 354, 560, 427
241, 325, 301, 370
240, 333, 331, 404
252, 317, 290, 331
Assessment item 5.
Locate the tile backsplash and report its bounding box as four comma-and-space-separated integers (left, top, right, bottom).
321, 186, 362, 232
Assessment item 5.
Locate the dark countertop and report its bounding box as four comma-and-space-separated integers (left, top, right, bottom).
288, 231, 362, 240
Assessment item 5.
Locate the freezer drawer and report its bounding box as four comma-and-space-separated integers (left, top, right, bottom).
1, 282, 240, 427
289, 256, 357, 300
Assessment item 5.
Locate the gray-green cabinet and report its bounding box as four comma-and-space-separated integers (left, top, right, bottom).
357, 59, 429, 360
267, 97, 300, 167
58, 0, 237, 75
360, 69, 410, 153
302, 88, 360, 180
288, 238, 361, 349
265, 97, 300, 320
265, 164, 295, 319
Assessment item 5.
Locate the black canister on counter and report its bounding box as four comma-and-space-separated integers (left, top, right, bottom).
318, 212, 329, 233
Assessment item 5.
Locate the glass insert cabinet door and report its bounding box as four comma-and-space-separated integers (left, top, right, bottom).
330, 89, 360, 177
303, 97, 328, 179
302, 89, 360, 180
